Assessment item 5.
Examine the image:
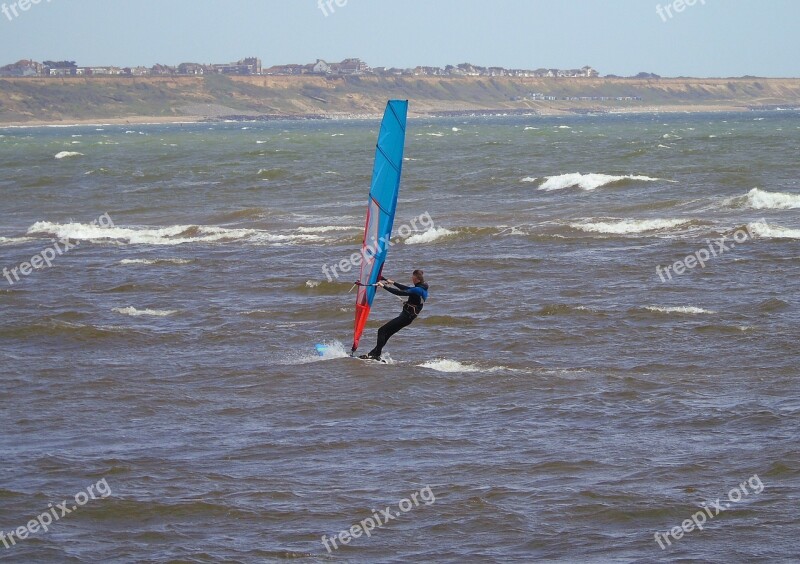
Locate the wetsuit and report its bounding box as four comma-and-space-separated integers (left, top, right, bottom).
367, 280, 429, 358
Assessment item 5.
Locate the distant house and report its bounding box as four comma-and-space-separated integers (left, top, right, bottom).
151, 64, 176, 75
211, 58, 261, 75
414, 66, 446, 76
582, 65, 599, 78
178, 63, 207, 75
48, 67, 75, 77
241, 57, 262, 74
312, 59, 331, 74
456, 63, 482, 76
330, 58, 369, 75
264, 64, 309, 75
80, 67, 123, 76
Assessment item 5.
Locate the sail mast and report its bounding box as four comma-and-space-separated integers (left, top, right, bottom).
351, 100, 409, 353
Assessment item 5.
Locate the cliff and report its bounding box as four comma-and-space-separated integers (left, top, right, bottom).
1, 74, 799, 124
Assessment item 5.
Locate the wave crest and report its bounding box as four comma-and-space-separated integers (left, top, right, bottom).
569, 218, 692, 235
55, 151, 83, 159
748, 222, 800, 240
642, 306, 715, 315
113, 307, 177, 317
536, 173, 662, 191
729, 188, 800, 210
418, 359, 507, 373
404, 227, 456, 245
26, 221, 323, 246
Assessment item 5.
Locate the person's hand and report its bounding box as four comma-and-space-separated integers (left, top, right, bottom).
377, 280, 386, 287
385, 279, 394, 285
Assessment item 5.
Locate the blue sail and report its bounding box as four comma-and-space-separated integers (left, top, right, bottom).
352, 100, 409, 353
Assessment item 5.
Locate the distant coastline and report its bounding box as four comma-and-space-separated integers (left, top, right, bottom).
1, 75, 799, 126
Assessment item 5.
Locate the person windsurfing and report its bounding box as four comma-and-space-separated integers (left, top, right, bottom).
359, 269, 428, 361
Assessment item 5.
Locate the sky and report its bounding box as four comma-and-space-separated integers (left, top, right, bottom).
0, 0, 798, 77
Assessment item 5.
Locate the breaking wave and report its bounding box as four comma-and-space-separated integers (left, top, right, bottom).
569, 218, 693, 235
418, 359, 508, 373
404, 227, 456, 245
747, 222, 800, 239
727, 188, 800, 210
26, 222, 324, 246
642, 306, 716, 315
55, 151, 83, 159
296, 225, 359, 234
118, 258, 193, 266
113, 307, 177, 317
536, 173, 663, 191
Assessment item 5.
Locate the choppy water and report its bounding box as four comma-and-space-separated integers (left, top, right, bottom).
1, 112, 799, 562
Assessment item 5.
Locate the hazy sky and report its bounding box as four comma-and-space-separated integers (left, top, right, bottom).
1, 0, 797, 77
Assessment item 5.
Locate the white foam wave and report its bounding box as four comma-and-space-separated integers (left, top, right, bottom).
747, 222, 800, 240
287, 340, 349, 364
644, 306, 715, 315
736, 188, 800, 210
27, 221, 323, 246
55, 151, 83, 159
119, 258, 193, 266
0, 236, 37, 245
404, 227, 456, 245
538, 173, 662, 191
296, 225, 358, 233
570, 218, 691, 234
419, 359, 506, 373
113, 307, 177, 317
305, 280, 321, 288
520, 177, 538, 183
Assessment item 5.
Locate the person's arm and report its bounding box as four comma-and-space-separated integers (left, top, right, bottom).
383, 285, 410, 297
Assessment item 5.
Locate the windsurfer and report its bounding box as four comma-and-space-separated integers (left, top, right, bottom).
360, 269, 429, 361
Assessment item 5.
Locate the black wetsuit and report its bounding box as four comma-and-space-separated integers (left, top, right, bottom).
368, 281, 429, 358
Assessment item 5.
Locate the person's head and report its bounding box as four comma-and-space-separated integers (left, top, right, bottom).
412, 269, 425, 285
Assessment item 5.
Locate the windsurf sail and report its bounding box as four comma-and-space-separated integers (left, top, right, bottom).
351, 100, 409, 353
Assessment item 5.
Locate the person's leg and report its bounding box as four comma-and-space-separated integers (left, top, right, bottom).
369, 314, 414, 357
